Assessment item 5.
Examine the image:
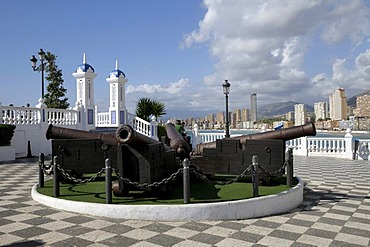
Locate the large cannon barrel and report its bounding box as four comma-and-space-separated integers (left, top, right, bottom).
165, 123, 191, 159
195, 122, 316, 155
46, 124, 119, 146
115, 124, 160, 146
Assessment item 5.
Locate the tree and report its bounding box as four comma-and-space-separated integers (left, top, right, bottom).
43, 51, 69, 109
135, 97, 166, 121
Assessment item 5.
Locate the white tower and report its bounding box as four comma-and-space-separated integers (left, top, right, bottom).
106, 60, 128, 125
72, 53, 97, 129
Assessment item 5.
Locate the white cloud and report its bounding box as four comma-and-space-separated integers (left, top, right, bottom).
182, 0, 370, 111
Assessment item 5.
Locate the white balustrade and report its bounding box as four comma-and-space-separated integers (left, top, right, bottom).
97, 112, 110, 126
46, 109, 78, 125
1, 106, 40, 125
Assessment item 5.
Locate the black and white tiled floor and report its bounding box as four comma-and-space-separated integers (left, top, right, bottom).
0, 156, 369, 246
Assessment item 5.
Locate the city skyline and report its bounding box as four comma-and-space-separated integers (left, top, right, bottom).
1, 1, 370, 119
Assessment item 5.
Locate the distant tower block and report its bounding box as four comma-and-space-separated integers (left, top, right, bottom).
250, 93, 257, 123
106, 60, 128, 125
72, 53, 97, 129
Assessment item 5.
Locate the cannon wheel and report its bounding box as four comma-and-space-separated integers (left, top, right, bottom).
112, 181, 130, 197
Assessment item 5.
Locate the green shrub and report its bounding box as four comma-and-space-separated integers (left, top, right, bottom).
157, 125, 167, 140
0, 124, 16, 146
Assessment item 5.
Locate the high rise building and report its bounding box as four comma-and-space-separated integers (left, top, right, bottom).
354, 95, 370, 117
314, 102, 327, 120
241, 108, 249, 122
329, 88, 347, 120
215, 112, 224, 124
294, 104, 306, 126
250, 93, 257, 123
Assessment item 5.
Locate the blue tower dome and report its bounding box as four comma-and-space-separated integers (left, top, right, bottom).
77, 63, 95, 73
108, 60, 126, 78
76, 53, 95, 73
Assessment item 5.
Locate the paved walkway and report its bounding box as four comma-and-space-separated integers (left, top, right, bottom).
0, 156, 369, 246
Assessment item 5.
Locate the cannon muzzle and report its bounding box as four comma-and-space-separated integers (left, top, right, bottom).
115, 125, 160, 146
195, 122, 316, 155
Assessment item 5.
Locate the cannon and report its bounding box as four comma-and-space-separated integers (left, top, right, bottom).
46, 124, 179, 196
165, 123, 191, 160
191, 122, 316, 183
194, 122, 316, 155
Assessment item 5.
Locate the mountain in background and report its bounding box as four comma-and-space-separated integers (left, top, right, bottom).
347, 89, 370, 107
258, 101, 314, 118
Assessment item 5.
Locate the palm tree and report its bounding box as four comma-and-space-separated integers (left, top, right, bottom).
150, 100, 166, 119
135, 98, 166, 121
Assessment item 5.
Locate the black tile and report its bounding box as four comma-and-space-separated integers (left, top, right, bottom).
147, 233, 183, 246
216, 221, 246, 230
317, 217, 346, 226
285, 218, 315, 228
329, 240, 365, 247
62, 215, 93, 224
12, 226, 49, 238
268, 229, 301, 241
100, 224, 134, 234
253, 220, 282, 229
180, 222, 213, 232
52, 237, 93, 247
340, 226, 370, 238
142, 223, 174, 233
189, 232, 224, 245
56, 225, 92, 236
229, 231, 264, 243
305, 228, 338, 239
100, 235, 138, 247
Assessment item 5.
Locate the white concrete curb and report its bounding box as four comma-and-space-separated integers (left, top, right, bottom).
32, 177, 303, 221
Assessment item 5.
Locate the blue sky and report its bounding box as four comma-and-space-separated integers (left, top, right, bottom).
1, 0, 370, 119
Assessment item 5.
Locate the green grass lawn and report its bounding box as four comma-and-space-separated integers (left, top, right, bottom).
37, 175, 298, 205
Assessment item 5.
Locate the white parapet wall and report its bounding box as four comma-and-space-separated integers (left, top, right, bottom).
0, 146, 15, 162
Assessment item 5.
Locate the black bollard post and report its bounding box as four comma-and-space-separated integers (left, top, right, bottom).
105, 158, 112, 204
27, 141, 32, 158
286, 148, 293, 187
183, 158, 190, 204
53, 156, 60, 197
38, 153, 44, 188
252, 155, 259, 197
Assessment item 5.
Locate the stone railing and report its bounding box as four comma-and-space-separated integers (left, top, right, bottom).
96, 112, 110, 126
127, 113, 158, 140
1, 105, 41, 125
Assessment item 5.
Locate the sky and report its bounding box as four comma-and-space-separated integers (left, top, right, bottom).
1, 0, 370, 119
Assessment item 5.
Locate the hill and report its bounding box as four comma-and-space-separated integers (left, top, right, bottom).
347, 89, 370, 107
258, 101, 313, 118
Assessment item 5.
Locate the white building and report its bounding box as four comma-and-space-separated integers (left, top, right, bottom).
250, 93, 257, 123
294, 104, 306, 126
314, 102, 327, 120
329, 88, 347, 120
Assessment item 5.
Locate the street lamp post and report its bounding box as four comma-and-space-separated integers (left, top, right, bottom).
222, 79, 231, 138
30, 49, 46, 99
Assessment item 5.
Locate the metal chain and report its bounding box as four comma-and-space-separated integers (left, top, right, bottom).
258, 160, 289, 178
55, 164, 106, 184
190, 163, 254, 185
39, 160, 53, 176
112, 167, 183, 188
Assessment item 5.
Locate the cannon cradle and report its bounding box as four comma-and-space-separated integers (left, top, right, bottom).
191, 122, 317, 182
46, 124, 179, 195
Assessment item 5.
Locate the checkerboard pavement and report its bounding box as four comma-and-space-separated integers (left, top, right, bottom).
0, 156, 369, 246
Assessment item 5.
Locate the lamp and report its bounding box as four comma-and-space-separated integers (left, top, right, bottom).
30, 48, 46, 98
222, 80, 231, 138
